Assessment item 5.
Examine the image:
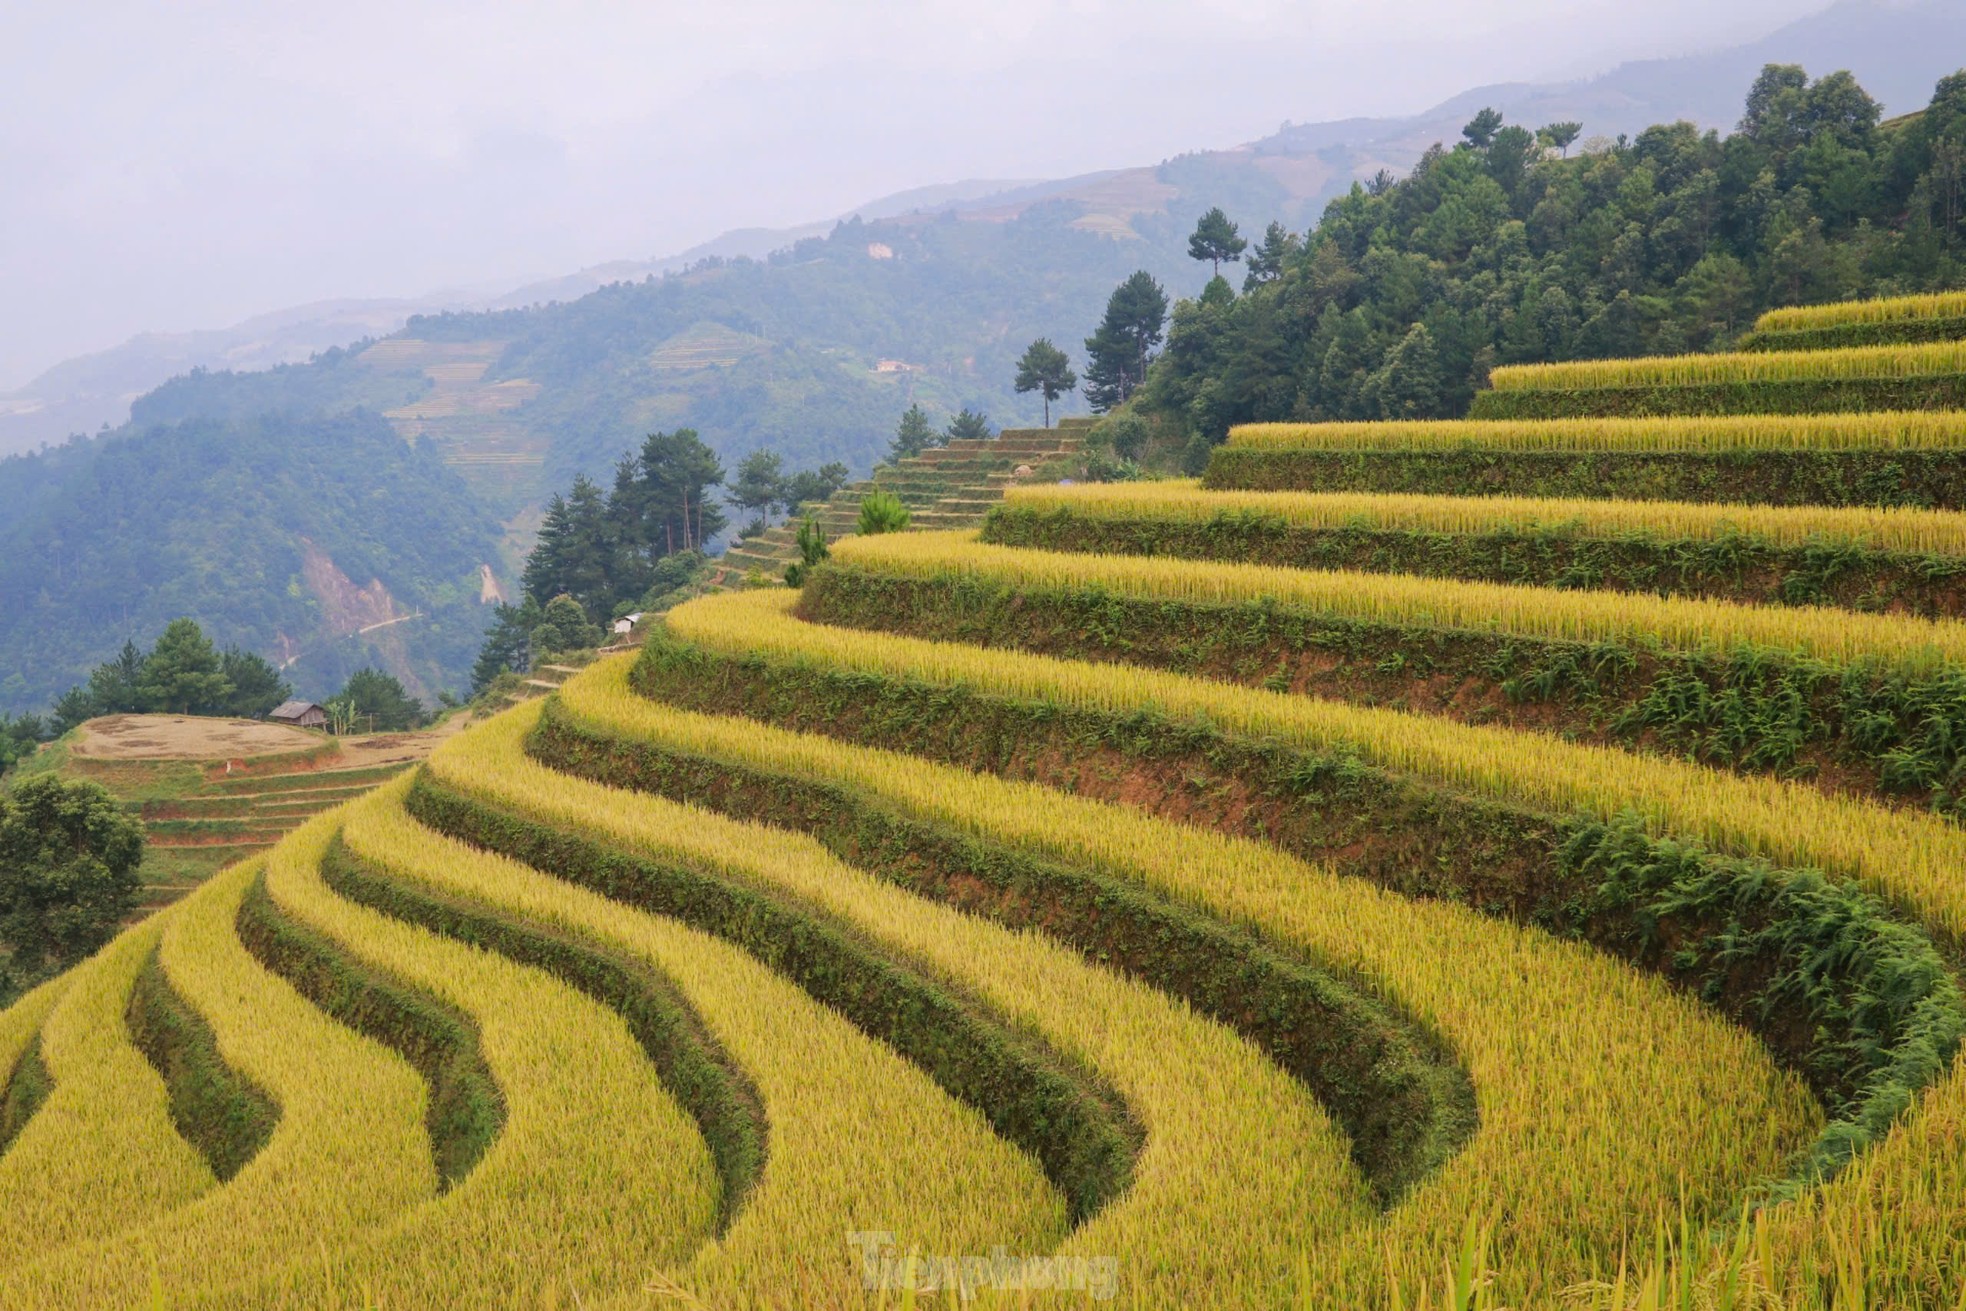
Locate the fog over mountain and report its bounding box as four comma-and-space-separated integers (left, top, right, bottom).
0, 0, 1859, 394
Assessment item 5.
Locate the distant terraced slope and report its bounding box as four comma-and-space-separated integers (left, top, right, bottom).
7, 294, 1966, 1305
27, 713, 466, 917
716, 418, 1093, 585
356, 339, 548, 507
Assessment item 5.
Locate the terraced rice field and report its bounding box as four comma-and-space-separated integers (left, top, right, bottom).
8, 297, 1966, 1306
41, 715, 455, 915
363, 338, 549, 507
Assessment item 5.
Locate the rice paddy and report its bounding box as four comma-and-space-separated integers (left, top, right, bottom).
4, 289, 1966, 1306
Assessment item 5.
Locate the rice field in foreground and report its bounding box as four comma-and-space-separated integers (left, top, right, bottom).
7, 291, 1966, 1307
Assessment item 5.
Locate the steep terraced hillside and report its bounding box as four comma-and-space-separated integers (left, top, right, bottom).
6, 294, 1966, 1306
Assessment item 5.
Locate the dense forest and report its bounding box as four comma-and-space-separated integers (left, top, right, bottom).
1142, 66, 1966, 456
0, 411, 500, 714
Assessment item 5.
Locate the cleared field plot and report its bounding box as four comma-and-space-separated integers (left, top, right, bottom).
69, 715, 328, 763
648, 321, 773, 372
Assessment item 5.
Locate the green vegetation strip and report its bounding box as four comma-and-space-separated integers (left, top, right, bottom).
1204, 446, 1966, 510
802, 563, 1966, 816
124, 951, 277, 1182
233, 869, 502, 1190
1467, 376, 1966, 420
212, 764, 412, 796
319, 836, 765, 1233
526, 700, 1474, 1205
631, 631, 1965, 1184
1742, 317, 1966, 353
404, 774, 1140, 1225
985, 501, 1966, 617
0, 1038, 51, 1158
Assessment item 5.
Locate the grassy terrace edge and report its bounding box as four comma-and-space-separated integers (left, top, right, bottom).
1742, 317, 1966, 353
983, 501, 1966, 615
1467, 376, 1966, 419
0, 1037, 52, 1158
802, 559, 1966, 816
402, 772, 1141, 1226
320, 835, 767, 1234
125, 951, 278, 1182
525, 697, 1478, 1205
628, 625, 1965, 1185
1204, 445, 1966, 509
234, 868, 504, 1191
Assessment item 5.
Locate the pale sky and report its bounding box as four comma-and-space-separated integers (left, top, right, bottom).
0, 0, 1841, 389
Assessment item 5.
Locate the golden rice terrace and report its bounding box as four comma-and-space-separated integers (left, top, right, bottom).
9, 292, 1966, 1307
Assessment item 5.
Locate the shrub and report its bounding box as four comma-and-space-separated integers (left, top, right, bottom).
855, 491, 910, 535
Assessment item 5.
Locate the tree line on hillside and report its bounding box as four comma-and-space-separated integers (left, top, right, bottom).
0, 410, 498, 717
1109, 65, 1966, 457
471, 427, 856, 691
883, 404, 998, 463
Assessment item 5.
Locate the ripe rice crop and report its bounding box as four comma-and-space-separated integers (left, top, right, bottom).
406, 710, 1078, 1306
0, 856, 436, 1308
665, 589, 1966, 944
652, 593, 1966, 1301
1757, 292, 1966, 333
1003, 479, 1966, 556
1227, 410, 1966, 452
1486, 341, 1966, 393
829, 529, 1966, 674
431, 703, 1387, 1307
222, 782, 720, 1309
0, 920, 210, 1276
554, 655, 1816, 1305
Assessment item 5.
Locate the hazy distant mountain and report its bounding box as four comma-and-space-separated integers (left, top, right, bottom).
1253, 0, 1963, 167
8, 0, 1951, 460
0, 180, 1044, 458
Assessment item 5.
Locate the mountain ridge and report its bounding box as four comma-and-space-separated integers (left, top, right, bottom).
8, 0, 1957, 459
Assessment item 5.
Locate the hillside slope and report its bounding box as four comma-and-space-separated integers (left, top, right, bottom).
0, 411, 501, 713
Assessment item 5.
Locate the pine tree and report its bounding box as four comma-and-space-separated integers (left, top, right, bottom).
729, 449, 786, 530
87, 640, 147, 716
945, 408, 993, 442
886, 404, 939, 464
1082, 272, 1168, 412
330, 668, 426, 732
1243, 222, 1300, 289
1013, 339, 1077, 427
1187, 207, 1247, 275
218, 648, 291, 718
471, 599, 541, 692
1368, 324, 1444, 420
781, 462, 850, 512
623, 429, 727, 557
136, 619, 231, 715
